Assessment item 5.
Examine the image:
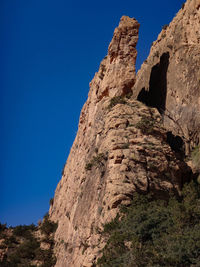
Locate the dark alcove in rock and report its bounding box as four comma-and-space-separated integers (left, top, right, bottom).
137, 53, 187, 156
137, 52, 170, 114
166, 131, 185, 155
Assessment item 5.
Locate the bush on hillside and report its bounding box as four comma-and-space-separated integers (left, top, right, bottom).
135, 115, 156, 135
0, 223, 7, 232
108, 96, 127, 109
13, 224, 36, 238
1, 215, 57, 267
40, 214, 58, 236
97, 180, 200, 266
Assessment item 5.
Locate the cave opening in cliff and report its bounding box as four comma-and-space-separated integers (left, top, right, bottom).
137, 52, 170, 115
166, 131, 185, 155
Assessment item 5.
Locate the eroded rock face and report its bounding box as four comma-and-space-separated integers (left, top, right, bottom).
49, 16, 191, 267
49, 16, 140, 267
90, 16, 139, 102
133, 0, 200, 154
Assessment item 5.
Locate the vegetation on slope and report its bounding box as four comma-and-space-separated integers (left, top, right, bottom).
0, 214, 57, 267
97, 180, 200, 267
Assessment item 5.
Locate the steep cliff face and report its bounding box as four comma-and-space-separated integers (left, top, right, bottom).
49, 16, 140, 267
133, 0, 200, 155
49, 15, 192, 267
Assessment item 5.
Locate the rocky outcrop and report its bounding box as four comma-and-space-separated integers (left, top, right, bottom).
0, 218, 57, 266
49, 15, 191, 267
133, 0, 200, 155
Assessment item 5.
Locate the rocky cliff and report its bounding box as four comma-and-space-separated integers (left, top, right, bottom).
49, 5, 198, 265
0, 1, 199, 266
133, 0, 200, 156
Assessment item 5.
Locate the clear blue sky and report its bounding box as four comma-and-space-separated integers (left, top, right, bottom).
0, 0, 184, 226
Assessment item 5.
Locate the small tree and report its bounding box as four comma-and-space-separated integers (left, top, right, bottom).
40, 215, 58, 236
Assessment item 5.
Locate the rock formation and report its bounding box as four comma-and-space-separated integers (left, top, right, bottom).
49, 16, 140, 266
0, 1, 200, 266
133, 0, 200, 155
49, 12, 193, 267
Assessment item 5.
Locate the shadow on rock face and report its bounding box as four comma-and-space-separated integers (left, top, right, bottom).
166, 131, 184, 153
137, 52, 170, 115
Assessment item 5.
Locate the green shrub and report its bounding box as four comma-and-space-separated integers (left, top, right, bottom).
85, 153, 107, 171
40, 216, 58, 236
6, 253, 21, 265
121, 143, 129, 149
36, 247, 57, 267
85, 162, 93, 171
1, 219, 57, 267
108, 96, 127, 109
40, 254, 56, 267
13, 224, 36, 238
93, 153, 107, 164
97, 181, 200, 266
16, 237, 40, 259
0, 223, 7, 239
3, 236, 40, 266
3, 235, 18, 247
135, 116, 155, 135
0, 223, 7, 232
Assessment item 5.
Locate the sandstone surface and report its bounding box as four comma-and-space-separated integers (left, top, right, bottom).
49, 15, 191, 267
1, 1, 200, 266
133, 0, 200, 155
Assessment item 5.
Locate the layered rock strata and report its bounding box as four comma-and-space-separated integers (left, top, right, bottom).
133, 0, 200, 155
50, 16, 191, 267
